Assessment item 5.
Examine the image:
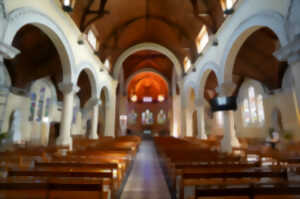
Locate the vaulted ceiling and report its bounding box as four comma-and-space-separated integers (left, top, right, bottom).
70, 0, 226, 72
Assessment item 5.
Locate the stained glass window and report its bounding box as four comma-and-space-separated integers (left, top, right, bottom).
248, 87, 257, 123
45, 98, 51, 117
37, 88, 45, 122
243, 99, 250, 126
29, 93, 37, 121
242, 86, 265, 126
257, 95, 265, 124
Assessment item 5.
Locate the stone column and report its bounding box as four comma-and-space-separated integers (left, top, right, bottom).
180, 85, 186, 138
196, 104, 207, 140
56, 83, 79, 147
220, 110, 240, 153
104, 80, 118, 137
185, 107, 193, 137
89, 98, 101, 139
216, 81, 240, 153
172, 94, 181, 137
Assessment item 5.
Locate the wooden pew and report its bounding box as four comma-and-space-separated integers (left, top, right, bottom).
195, 182, 300, 199
7, 168, 114, 199
180, 167, 288, 199
0, 177, 104, 199
34, 161, 121, 189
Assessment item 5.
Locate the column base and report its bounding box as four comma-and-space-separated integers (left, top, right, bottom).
220, 136, 240, 153
89, 134, 99, 140
198, 130, 208, 140
56, 136, 72, 149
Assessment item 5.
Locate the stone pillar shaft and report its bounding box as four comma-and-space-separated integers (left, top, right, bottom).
57, 83, 79, 147
89, 104, 99, 139
221, 110, 240, 153
196, 105, 207, 139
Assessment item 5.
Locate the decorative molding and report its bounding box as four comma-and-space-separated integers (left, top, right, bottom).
0, 42, 20, 59
0, 0, 6, 18
274, 36, 300, 64
58, 82, 80, 94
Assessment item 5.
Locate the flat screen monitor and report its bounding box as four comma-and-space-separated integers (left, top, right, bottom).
210, 96, 237, 112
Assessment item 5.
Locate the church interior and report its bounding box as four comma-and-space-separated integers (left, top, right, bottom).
0, 0, 300, 198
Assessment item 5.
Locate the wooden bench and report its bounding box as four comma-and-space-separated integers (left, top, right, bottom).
0, 177, 104, 199
195, 182, 300, 199
180, 167, 288, 199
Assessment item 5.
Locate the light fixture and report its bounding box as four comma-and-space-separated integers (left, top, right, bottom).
62, 0, 76, 12
158, 95, 165, 102
224, 0, 235, 15
131, 95, 137, 102
224, 8, 234, 15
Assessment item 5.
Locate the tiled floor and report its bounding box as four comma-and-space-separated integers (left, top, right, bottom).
121, 139, 171, 199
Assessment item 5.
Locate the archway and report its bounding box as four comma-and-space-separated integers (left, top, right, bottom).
199, 70, 219, 137
3, 24, 65, 145
228, 27, 288, 140
76, 70, 95, 137
221, 12, 287, 84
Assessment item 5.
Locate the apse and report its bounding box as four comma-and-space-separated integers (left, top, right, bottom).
127, 72, 169, 103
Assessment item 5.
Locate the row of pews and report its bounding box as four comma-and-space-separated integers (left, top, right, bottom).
0, 135, 141, 199
154, 136, 300, 199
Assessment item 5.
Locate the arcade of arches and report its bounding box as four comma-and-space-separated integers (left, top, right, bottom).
1, 0, 300, 198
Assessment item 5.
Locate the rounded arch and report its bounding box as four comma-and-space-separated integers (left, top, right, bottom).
220, 11, 288, 84
195, 62, 221, 102
99, 86, 110, 104
114, 42, 183, 78
4, 7, 75, 84
75, 64, 100, 98
125, 68, 170, 94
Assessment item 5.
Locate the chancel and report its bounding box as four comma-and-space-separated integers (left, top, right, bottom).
0, 0, 300, 199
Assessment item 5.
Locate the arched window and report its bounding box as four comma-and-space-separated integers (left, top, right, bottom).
29, 93, 37, 121
37, 87, 46, 122
195, 26, 209, 54
248, 87, 257, 123
242, 86, 265, 126
243, 99, 250, 126
184, 57, 192, 72
257, 95, 265, 123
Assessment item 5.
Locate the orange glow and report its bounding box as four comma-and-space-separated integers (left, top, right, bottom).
128, 72, 169, 103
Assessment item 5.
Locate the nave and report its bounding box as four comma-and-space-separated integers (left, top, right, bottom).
1, 0, 300, 198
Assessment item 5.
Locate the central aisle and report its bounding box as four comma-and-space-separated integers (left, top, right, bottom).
121, 138, 171, 199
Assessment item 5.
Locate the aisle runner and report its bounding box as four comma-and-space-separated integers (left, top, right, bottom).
121, 139, 171, 199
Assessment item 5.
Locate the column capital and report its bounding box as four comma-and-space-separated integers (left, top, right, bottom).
216, 81, 236, 97
273, 37, 300, 64
58, 82, 80, 94
0, 42, 20, 59
111, 79, 119, 89
90, 97, 101, 107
